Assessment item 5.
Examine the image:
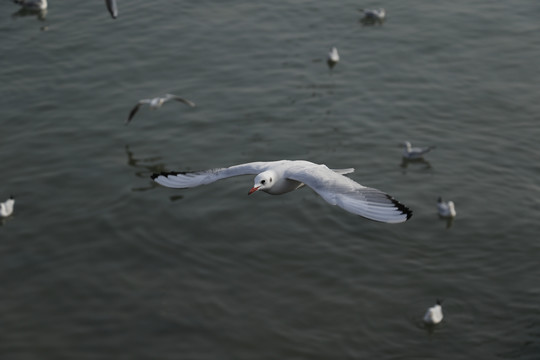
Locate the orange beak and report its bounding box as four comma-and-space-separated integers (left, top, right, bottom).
248, 186, 260, 195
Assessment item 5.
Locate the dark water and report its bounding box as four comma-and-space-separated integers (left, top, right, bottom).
1, 1, 540, 359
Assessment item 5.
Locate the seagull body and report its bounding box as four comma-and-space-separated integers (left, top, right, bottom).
152, 160, 412, 223
0, 196, 15, 218
438, 197, 456, 218
423, 299, 444, 325
402, 141, 435, 159
327, 47, 340, 68
360, 8, 386, 21
126, 94, 195, 124
14, 0, 47, 10
105, 0, 118, 19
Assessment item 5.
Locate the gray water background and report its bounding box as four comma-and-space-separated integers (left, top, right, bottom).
1, 1, 540, 359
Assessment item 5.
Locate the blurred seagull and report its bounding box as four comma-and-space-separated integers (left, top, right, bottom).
437, 197, 456, 218
105, 0, 118, 19
14, 0, 47, 10
0, 196, 15, 218
126, 94, 196, 124
360, 8, 385, 22
152, 160, 412, 223
423, 299, 444, 325
327, 47, 340, 69
402, 141, 435, 159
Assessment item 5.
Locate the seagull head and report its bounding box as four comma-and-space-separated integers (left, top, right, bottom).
403, 141, 412, 151
248, 171, 274, 195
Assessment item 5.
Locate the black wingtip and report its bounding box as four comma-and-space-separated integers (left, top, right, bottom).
387, 195, 413, 220
151, 171, 186, 181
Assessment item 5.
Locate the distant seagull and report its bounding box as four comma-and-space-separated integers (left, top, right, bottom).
151, 160, 412, 223
0, 196, 15, 218
105, 0, 118, 19
14, 0, 47, 10
402, 141, 435, 160
360, 8, 386, 22
423, 299, 444, 325
126, 94, 196, 124
437, 197, 456, 218
327, 47, 340, 69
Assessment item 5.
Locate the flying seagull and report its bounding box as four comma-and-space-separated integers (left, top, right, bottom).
126, 94, 195, 124
14, 0, 47, 10
105, 0, 118, 19
152, 160, 412, 223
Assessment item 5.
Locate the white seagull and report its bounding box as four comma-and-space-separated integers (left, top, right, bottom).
152, 160, 412, 223
437, 197, 456, 218
0, 196, 15, 218
402, 141, 435, 160
126, 94, 195, 124
423, 299, 444, 325
327, 47, 340, 69
360, 8, 386, 22
105, 0, 118, 19
14, 0, 47, 10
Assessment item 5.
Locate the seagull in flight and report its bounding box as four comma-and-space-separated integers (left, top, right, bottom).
402, 141, 435, 160
0, 196, 15, 218
152, 160, 412, 223
126, 94, 195, 124
14, 0, 47, 10
105, 0, 118, 19
423, 299, 444, 325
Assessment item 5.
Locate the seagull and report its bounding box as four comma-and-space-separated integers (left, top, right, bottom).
402, 141, 435, 160
423, 299, 444, 325
360, 8, 386, 22
105, 0, 118, 19
0, 196, 15, 218
152, 160, 412, 223
437, 197, 456, 218
126, 94, 195, 124
327, 47, 340, 69
14, 0, 47, 10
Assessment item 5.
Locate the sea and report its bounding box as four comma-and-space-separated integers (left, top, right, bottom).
1, 1, 540, 359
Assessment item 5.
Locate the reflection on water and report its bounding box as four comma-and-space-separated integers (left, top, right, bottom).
400, 157, 432, 171
359, 15, 384, 26
439, 215, 455, 229
125, 145, 183, 201
125, 145, 164, 192
0, 216, 14, 227
12, 8, 47, 21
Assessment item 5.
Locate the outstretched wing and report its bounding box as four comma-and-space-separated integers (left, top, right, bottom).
151, 162, 274, 189
126, 102, 144, 124
105, 0, 118, 19
165, 94, 196, 107
286, 165, 412, 223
